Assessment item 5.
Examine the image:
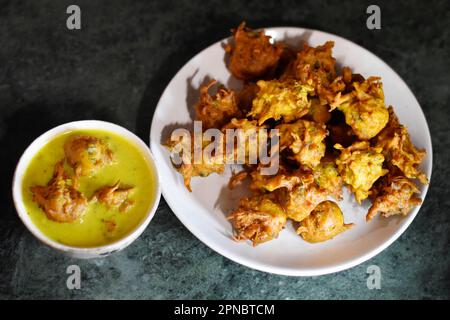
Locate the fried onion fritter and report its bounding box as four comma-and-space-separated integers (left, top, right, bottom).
335, 141, 388, 203
249, 164, 302, 192
64, 135, 114, 177
330, 77, 389, 140
226, 22, 284, 81
294, 41, 337, 89
91, 181, 134, 212
166, 133, 225, 192
276, 173, 328, 222
222, 118, 268, 164
228, 193, 287, 246
195, 80, 240, 129
313, 160, 343, 200
31, 160, 87, 223
277, 119, 327, 168
367, 172, 422, 221
297, 201, 353, 243
374, 106, 428, 184
248, 79, 314, 125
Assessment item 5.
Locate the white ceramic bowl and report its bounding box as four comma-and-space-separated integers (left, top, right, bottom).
13, 120, 161, 259
150, 27, 432, 276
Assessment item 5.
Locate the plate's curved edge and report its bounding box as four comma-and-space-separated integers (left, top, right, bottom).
149, 27, 433, 277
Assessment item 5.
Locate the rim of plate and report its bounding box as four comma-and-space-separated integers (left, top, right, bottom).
150, 27, 432, 276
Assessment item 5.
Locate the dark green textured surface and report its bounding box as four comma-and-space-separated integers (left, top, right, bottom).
0, 0, 449, 299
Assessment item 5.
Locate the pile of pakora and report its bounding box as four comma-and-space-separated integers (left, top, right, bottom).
166, 22, 428, 246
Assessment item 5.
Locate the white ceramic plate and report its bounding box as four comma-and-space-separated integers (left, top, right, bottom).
150, 27, 432, 276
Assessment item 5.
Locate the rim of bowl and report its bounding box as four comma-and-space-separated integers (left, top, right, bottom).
12, 120, 161, 256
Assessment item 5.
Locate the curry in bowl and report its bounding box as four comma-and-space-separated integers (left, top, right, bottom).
21, 129, 157, 247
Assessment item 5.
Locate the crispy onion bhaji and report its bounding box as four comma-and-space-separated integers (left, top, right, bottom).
166, 133, 225, 192
248, 79, 314, 125
374, 106, 428, 184
297, 201, 353, 243
277, 119, 327, 168
31, 160, 87, 223
313, 160, 343, 200
222, 118, 268, 164
367, 171, 422, 221
249, 164, 303, 192
228, 193, 287, 246
64, 135, 114, 177
226, 22, 284, 81
292, 41, 347, 104
195, 80, 240, 129
335, 141, 388, 203
330, 77, 389, 140
294, 41, 337, 87
91, 181, 134, 212
276, 173, 328, 222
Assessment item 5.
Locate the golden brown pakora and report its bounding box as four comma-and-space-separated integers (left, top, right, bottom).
330, 77, 389, 140
195, 80, 240, 130
248, 79, 314, 125
276, 173, 328, 222
166, 132, 225, 192
335, 141, 388, 203
64, 135, 114, 177
374, 106, 428, 184
249, 164, 302, 192
367, 170, 422, 221
226, 22, 284, 81
91, 181, 134, 212
312, 159, 343, 200
222, 118, 268, 164
228, 193, 287, 246
31, 160, 87, 223
294, 41, 337, 87
277, 119, 327, 168
297, 201, 353, 243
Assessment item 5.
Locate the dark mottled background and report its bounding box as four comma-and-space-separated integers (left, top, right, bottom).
0, 0, 448, 299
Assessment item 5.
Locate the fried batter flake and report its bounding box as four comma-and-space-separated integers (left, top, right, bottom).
64, 135, 114, 177
367, 172, 422, 221
297, 201, 353, 243
374, 106, 428, 184
276, 173, 328, 222
330, 77, 389, 140
313, 160, 343, 200
222, 118, 268, 164
294, 41, 337, 88
249, 164, 302, 192
166, 133, 225, 192
335, 141, 388, 203
91, 181, 134, 212
228, 193, 287, 246
277, 119, 327, 168
248, 79, 313, 125
226, 22, 284, 81
195, 80, 240, 130
31, 160, 87, 223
